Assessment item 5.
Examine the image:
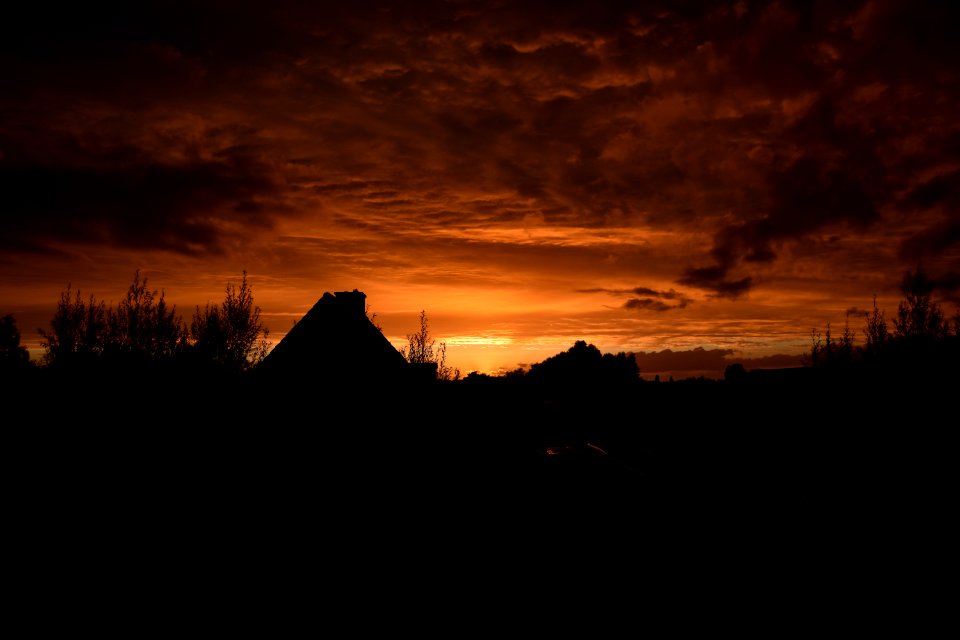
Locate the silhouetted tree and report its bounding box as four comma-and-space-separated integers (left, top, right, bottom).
863, 294, 889, 357
601, 351, 640, 382
526, 340, 639, 389
804, 266, 960, 382
400, 310, 434, 364
39, 285, 107, 368
399, 310, 459, 381
807, 325, 832, 368
435, 341, 459, 381
190, 271, 270, 372
894, 268, 948, 341
724, 362, 747, 382
0, 314, 31, 370
105, 270, 186, 362
807, 319, 855, 370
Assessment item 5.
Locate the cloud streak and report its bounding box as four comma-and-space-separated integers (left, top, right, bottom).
578, 285, 693, 312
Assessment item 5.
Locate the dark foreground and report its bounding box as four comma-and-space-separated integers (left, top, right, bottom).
9, 370, 954, 534
6, 369, 955, 620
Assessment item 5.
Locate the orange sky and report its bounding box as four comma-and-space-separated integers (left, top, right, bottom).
1, 1, 958, 376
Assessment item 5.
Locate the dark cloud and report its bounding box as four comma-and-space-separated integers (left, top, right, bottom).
679, 97, 887, 296
624, 298, 681, 312
892, 268, 960, 314
898, 220, 960, 262
0, 147, 285, 255
844, 2, 960, 86
901, 170, 960, 212
578, 286, 687, 300
939, 285, 960, 308
634, 347, 735, 374
578, 286, 693, 311
929, 272, 960, 295
677, 266, 753, 299
898, 170, 960, 260
667, 1, 958, 294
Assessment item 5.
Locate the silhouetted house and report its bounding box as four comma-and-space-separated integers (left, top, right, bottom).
258, 289, 408, 386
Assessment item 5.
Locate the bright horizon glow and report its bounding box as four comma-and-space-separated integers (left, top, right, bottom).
10, 281, 942, 377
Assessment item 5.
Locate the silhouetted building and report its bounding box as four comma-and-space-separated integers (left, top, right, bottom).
258, 289, 408, 385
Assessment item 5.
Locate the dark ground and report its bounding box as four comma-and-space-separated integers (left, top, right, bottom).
5, 368, 954, 619
8, 369, 954, 528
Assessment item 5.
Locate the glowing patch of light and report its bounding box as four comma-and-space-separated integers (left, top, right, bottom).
429, 225, 691, 248
443, 335, 514, 347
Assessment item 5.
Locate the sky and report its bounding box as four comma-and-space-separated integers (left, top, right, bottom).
1, 0, 958, 376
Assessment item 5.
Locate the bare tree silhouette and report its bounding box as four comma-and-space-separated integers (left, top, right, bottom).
399, 310, 459, 381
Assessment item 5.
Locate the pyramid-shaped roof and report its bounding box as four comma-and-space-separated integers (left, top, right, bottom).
258, 290, 407, 383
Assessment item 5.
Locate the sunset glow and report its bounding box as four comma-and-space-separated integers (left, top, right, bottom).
2, 1, 958, 376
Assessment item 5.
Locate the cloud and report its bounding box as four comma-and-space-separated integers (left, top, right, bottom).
932, 273, 960, 307
624, 298, 685, 312
578, 286, 688, 299
930, 272, 960, 295
634, 347, 735, 374
898, 220, 960, 262
633, 347, 803, 376
677, 266, 753, 299
579, 285, 693, 311
895, 170, 960, 261
678, 97, 887, 297
0, 148, 286, 255
2, 0, 959, 374
901, 169, 960, 212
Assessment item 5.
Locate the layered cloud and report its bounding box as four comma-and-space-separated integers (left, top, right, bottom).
1, 1, 958, 371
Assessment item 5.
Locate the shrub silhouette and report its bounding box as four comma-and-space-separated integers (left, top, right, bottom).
190, 271, 270, 373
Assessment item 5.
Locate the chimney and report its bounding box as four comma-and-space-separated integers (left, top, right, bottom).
334, 289, 367, 317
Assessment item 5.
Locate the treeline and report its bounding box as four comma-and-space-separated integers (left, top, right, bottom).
462, 340, 640, 391
0, 270, 269, 377
806, 268, 960, 378
4, 266, 957, 387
